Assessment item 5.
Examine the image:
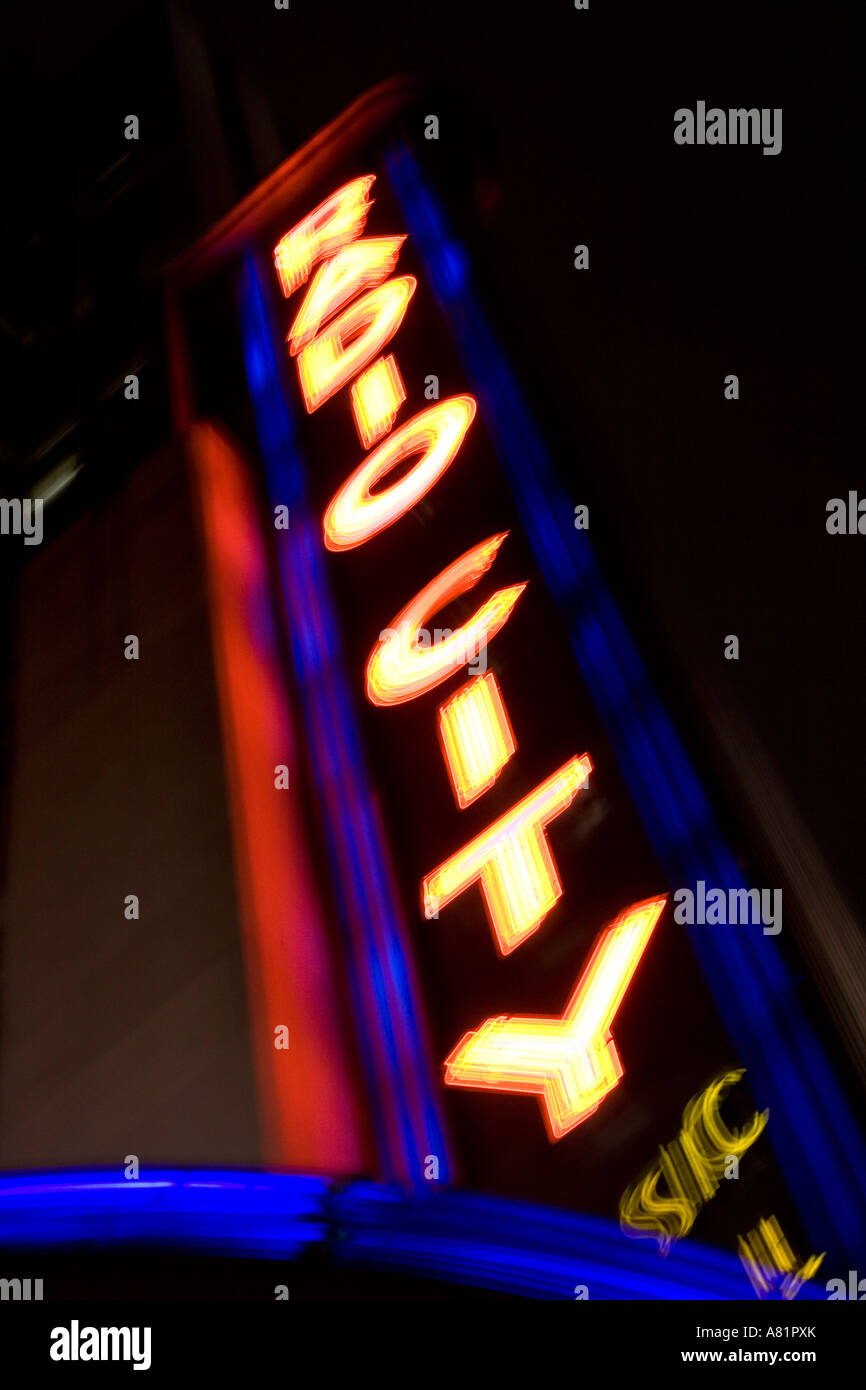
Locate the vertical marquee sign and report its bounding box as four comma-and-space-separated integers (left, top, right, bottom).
164, 78, 866, 1296
273, 166, 668, 1140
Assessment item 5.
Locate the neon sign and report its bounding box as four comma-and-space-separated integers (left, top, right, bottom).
272, 176, 668, 1137
619, 1068, 769, 1253
157, 77, 866, 1291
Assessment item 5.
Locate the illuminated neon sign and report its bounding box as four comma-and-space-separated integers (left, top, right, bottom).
157, 77, 866, 1290
619, 1068, 770, 1253
272, 176, 668, 1137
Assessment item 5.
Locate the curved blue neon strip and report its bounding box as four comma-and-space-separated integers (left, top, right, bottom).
0, 1169, 811, 1301
0, 1169, 329, 1257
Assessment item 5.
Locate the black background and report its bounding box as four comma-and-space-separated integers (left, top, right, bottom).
0, 0, 862, 1299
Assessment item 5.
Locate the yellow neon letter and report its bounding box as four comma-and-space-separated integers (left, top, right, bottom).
681, 1067, 769, 1168
366, 533, 525, 706
438, 672, 516, 809
288, 236, 406, 354
444, 897, 667, 1138
325, 396, 476, 551
619, 1139, 706, 1253
619, 1067, 769, 1253
273, 175, 375, 298
350, 354, 407, 449
422, 754, 593, 954
298, 277, 416, 412
738, 1216, 825, 1299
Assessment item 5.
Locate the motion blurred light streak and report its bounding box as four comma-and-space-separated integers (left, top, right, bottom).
329, 1180, 817, 1301
2, 1169, 821, 1300
239, 251, 450, 1185
620, 1069, 769, 1253
366, 533, 525, 705
185, 420, 366, 1173
438, 672, 516, 808
324, 395, 475, 549
0, 1169, 329, 1257
385, 138, 866, 1263
444, 896, 665, 1135
423, 754, 593, 954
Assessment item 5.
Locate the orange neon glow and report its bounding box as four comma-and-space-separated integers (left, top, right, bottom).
288, 237, 406, 355
325, 396, 476, 550
350, 354, 407, 449
444, 896, 667, 1139
298, 276, 416, 412
422, 754, 593, 953
438, 672, 516, 809
273, 175, 375, 297
366, 533, 525, 705
185, 422, 369, 1172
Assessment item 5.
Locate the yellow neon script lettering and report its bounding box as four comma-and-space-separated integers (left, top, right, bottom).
619, 1067, 769, 1252
738, 1215, 824, 1300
